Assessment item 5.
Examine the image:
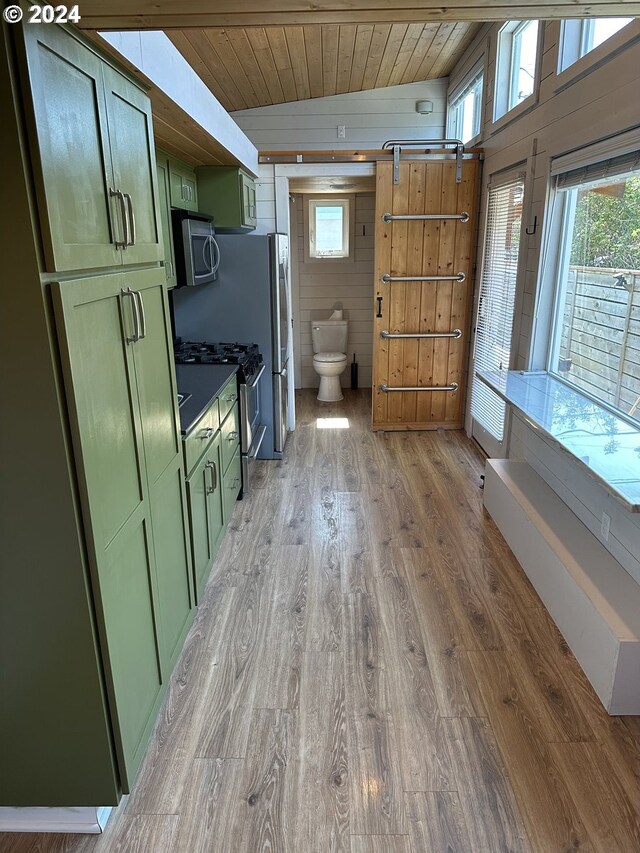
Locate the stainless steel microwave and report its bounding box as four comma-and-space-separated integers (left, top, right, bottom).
171, 209, 220, 287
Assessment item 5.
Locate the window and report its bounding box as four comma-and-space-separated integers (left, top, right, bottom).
494, 20, 539, 120
547, 152, 640, 423
470, 177, 525, 452
308, 198, 350, 259
447, 70, 484, 144
559, 17, 633, 71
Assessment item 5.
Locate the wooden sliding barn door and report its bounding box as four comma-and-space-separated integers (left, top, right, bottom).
372, 158, 479, 430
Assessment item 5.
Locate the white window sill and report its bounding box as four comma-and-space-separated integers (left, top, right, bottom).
477, 369, 640, 513
489, 92, 537, 135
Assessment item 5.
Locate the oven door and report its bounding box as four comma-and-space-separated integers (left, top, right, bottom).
239, 363, 265, 454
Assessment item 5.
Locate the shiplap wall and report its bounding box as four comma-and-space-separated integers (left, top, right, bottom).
232, 79, 447, 150
448, 21, 640, 581
292, 193, 375, 389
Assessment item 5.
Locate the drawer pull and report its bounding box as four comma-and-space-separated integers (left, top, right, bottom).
228, 431, 238, 442
225, 394, 236, 403
230, 478, 240, 489
201, 427, 215, 440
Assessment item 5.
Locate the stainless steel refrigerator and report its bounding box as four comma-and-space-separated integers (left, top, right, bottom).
171, 233, 291, 459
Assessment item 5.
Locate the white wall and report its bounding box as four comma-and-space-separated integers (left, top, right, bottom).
291, 193, 375, 389
449, 20, 640, 580
232, 79, 447, 150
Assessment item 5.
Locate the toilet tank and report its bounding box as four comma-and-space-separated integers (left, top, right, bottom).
311, 319, 348, 353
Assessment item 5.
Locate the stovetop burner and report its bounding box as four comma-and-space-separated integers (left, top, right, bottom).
174, 339, 262, 382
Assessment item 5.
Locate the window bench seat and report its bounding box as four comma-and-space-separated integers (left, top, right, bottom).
477, 370, 640, 513
484, 458, 640, 714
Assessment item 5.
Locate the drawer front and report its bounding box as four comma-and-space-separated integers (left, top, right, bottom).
220, 402, 240, 474
218, 375, 239, 425
222, 446, 242, 523
183, 400, 220, 476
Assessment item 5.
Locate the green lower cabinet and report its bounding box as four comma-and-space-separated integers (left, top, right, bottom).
186, 433, 224, 601
52, 267, 193, 792
222, 446, 242, 523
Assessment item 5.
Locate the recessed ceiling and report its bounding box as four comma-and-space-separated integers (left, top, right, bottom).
166, 23, 481, 111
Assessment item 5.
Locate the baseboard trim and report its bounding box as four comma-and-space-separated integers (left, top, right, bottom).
0, 806, 113, 834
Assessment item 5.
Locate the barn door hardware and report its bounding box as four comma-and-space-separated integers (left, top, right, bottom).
376, 296, 383, 318
525, 216, 538, 235
382, 139, 465, 184
380, 329, 462, 340
381, 273, 465, 283
381, 212, 469, 223
380, 382, 459, 393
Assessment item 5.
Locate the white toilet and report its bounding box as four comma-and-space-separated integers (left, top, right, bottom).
312, 318, 349, 402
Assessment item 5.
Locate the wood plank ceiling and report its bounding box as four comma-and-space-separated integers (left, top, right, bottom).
166, 23, 481, 111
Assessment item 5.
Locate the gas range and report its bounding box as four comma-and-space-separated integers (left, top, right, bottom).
174, 339, 263, 384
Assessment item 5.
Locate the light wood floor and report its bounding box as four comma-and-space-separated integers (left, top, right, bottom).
3, 390, 640, 852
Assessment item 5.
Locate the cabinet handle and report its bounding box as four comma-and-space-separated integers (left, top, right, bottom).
230, 478, 240, 489
134, 290, 146, 339
228, 431, 238, 442
124, 192, 136, 246
206, 460, 217, 494
110, 188, 128, 249
121, 287, 140, 343
200, 427, 215, 440
226, 394, 236, 403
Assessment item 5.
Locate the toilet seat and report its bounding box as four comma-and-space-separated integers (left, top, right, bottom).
313, 352, 347, 363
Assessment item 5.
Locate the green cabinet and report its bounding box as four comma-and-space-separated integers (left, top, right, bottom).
186, 433, 224, 600
169, 156, 198, 212
52, 267, 193, 791
156, 155, 177, 287
20, 23, 162, 272
196, 166, 258, 231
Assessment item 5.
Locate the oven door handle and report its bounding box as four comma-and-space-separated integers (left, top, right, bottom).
247, 363, 266, 389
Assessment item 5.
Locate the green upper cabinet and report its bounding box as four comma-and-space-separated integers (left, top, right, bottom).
19, 24, 162, 273
196, 166, 258, 231
156, 155, 177, 288
52, 267, 193, 791
169, 157, 198, 212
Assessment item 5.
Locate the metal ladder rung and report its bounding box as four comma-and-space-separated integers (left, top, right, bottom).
380, 329, 462, 340
381, 273, 465, 283
381, 212, 469, 223
380, 382, 459, 393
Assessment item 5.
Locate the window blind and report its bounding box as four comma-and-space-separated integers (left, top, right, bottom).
555, 149, 640, 190
471, 177, 525, 441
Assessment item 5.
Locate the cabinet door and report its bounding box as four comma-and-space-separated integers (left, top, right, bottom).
186, 452, 214, 600
156, 157, 177, 287
21, 24, 122, 271
169, 160, 198, 212
103, 65, 163, 266
186, 434, 222, 600
240, 172, 257, 228
127, 270, 194, 672
52, 273, 163, 791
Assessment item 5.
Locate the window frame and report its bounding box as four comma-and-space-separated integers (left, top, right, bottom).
555, 17, 640, 91
530, 147, 640, 427
307, 197, 350, 260
492, 20, 542, 129
447, 63, 484, 146
303, 195, 355, 265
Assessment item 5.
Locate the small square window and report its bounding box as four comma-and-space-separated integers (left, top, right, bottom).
494, 20, 540, 121
447, 70, 484, 144
308, 199, 350, 259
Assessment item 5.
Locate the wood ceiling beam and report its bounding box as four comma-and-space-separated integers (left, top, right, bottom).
77, 2, 640, 30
